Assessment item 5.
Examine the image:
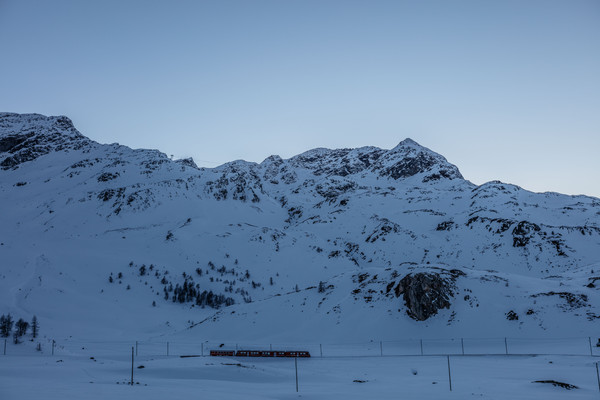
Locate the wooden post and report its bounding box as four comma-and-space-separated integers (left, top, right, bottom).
52, 340, 55, 356
295, 357, 299, 392
589, 337, 593, 356
380, 341, 383, 356
167, 342, 169, 356
595, 362, 600, 393
320, 344, 323, 358
504, 337, 508, 355
131, 346, 134, 386
447, 356, 452, 391
3, 339, 6, 355
461, 338, 464, 355
420, 339, 423, 356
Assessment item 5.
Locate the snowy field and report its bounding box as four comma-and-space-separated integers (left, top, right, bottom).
1, 348, 599, 399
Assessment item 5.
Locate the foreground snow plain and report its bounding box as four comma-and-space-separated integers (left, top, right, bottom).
2, 352, 599, 399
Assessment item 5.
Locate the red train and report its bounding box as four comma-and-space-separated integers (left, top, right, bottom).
210, 349, 310, 358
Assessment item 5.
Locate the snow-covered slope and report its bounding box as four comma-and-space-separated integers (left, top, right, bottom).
1, 112, 599, 344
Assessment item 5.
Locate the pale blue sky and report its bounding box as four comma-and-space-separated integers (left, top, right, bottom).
1, 0, 599, 197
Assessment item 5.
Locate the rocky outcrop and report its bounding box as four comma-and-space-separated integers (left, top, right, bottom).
389, 270, 463, 321
512, 221, 541, 247
175, 157, 199, 169
0, 113, 91, 169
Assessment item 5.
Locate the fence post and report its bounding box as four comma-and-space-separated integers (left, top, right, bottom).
420, 339, 423, 356
295, 357, 299, 392
320, 344, 323, 358
380, 341, 383, 356
589, 337, 593, 356
52, 340, 55, 356
447, 356, 452, 391
3, 339, 6, 355
167, 342, 169, 356
595, 362, 600, 393
461, 338, 464, 355
504, 337, 508, 355
131, 346, 134, 386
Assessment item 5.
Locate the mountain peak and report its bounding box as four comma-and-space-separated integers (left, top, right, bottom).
376, 138, 464, 181
391, 138, 422, 150
0, 113, 90, 170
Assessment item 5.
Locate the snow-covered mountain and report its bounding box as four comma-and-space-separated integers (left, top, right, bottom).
1, 112, 599, 344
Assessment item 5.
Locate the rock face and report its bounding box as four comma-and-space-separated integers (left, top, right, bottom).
0, 113, 90, 169
393, 272, 459, 321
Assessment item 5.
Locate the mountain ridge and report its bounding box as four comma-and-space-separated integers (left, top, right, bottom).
0, 112, 598, 343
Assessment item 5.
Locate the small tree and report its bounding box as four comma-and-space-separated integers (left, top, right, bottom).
318, 281, 326, 293
15, 319, 28, 337
31, 316, 39, 339
0, 314, 13, 337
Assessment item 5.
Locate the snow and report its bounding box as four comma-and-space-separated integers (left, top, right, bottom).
1, 112, 600, 398
1, 350, 599, 399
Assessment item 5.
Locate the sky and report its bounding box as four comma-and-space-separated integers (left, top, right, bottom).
0, 0, 599, 197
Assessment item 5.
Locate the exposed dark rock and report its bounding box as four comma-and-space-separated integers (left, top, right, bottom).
533, 380, 578, 390
0, 114, 90, 170
530, 291, 588, 308
98, 172, 120, 182
0, 134, 31, 153
379, 153, 437, 180
512, 221, 541, 247
98, 189, 116, 202
175, 157, 199, 169
436, 220, 455, 231
506, 310, 519, 320
391, 271, 460, 321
